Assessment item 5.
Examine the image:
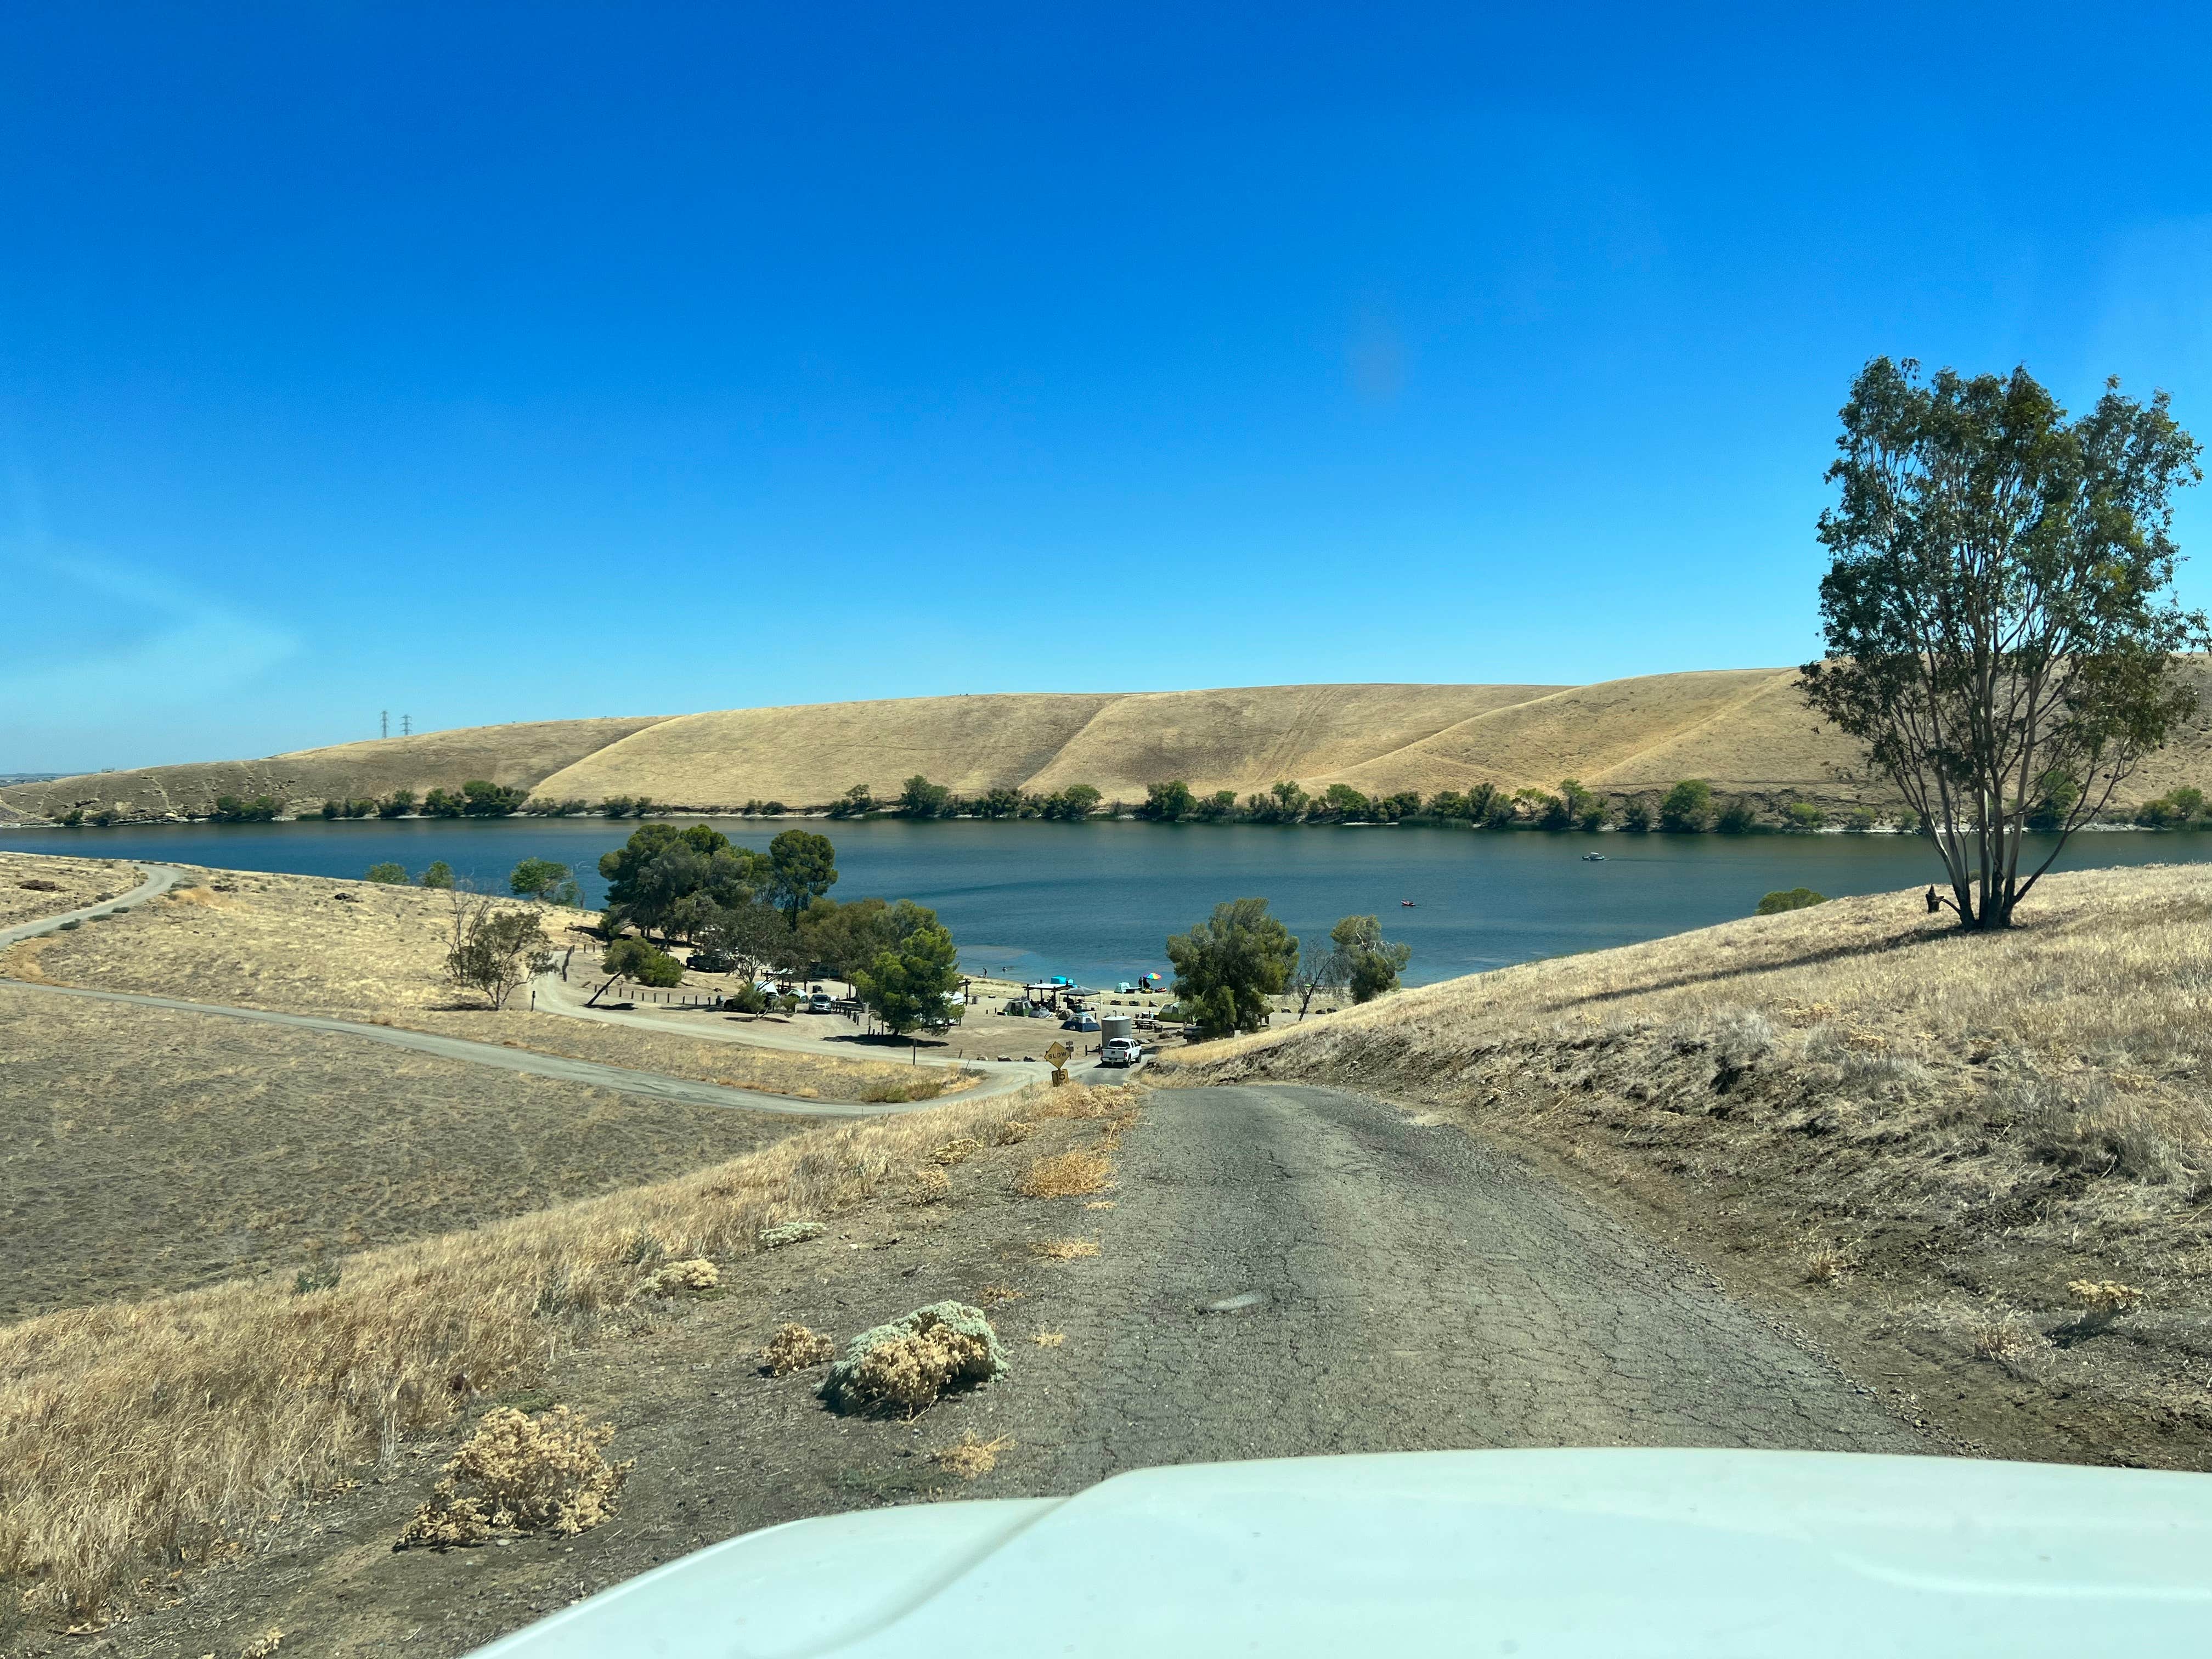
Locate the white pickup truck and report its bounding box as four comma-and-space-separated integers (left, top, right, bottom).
1100, 1034, 1143, 1067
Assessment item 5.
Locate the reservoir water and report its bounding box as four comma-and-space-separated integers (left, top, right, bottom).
4, 817, 2205, 988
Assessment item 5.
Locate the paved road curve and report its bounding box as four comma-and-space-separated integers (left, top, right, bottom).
1007, 1084, 1921, 1475
0, 863, 997, 1118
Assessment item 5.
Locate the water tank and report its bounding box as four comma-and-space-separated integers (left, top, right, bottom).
1101, 1015, 1134, 1045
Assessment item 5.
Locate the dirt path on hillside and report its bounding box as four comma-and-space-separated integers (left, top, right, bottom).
67, 1082, 1933, 1658
1006, 1085, 1925, 1475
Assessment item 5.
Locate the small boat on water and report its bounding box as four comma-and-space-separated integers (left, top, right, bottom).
1400, 899, 1417, 907
1582, 853, 1606, 862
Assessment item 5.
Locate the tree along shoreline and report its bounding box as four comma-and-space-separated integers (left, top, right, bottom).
36, 771, 2212, 836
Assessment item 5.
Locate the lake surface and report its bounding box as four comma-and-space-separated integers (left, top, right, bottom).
5, 817, 2205, 988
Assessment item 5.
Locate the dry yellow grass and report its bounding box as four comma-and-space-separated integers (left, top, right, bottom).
1029, 1239, 1099, 1260
0, 1076, 1132, 1616
26, 665, 2210, 816
928, 1431, 1013, 1480
1015, 1148, 1113, 1198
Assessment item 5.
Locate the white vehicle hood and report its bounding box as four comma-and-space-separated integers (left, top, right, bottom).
470, 1448, 2212, 1658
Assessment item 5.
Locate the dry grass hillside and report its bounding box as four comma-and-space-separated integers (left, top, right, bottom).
0, 851, 136, 928
0, 716, 665, 822
4, 864, 964, 1106
14, 661, 2212, 822
1160, 862, 2212, 1470
0, 984, 795, 1319
0, 1071, 1129, 1624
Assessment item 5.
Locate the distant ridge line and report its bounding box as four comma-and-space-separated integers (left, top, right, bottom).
8, 666, 2212, 823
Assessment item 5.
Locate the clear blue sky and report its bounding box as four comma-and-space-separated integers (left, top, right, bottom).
7, 4, 2212, 771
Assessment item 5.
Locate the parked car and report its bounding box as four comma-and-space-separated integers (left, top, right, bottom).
805, 991, 836, 1013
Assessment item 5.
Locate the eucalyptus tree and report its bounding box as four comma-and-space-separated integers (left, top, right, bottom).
1802, 357, 2205, 929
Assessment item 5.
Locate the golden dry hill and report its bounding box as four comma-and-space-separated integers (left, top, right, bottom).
12, 663, 2212, 822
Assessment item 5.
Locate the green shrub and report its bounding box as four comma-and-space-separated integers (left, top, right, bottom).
1715, 797, 1759, 834
1844, 806, 1881, 833
2134, 786, 2204, 830
1659, 780, 1713, 832
461, 780, 529, 817
419, 861, 456, 889
1757, 887, 1827, 915
364, 862, 407, 885
1785, 800, 1825, 831
603, 936, 684, 987
58, 918, 81, 930
210, 794, 280, 823
725, 981, 770, 1014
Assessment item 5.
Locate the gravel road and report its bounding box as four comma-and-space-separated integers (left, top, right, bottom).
1009, 1083, 1923, 1476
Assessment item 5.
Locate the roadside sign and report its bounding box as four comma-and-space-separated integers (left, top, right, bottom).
1043, 1040, 1071, 1066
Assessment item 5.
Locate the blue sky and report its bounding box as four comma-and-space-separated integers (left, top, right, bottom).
7, 3, 2212, 771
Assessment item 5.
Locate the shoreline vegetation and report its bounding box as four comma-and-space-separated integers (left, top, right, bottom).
32, 772, 2212, 836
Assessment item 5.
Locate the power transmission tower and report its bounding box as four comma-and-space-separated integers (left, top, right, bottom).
402, 714, 411, 737
380, 710, 388, 740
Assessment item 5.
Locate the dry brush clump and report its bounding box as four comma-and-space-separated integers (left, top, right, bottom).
636, 1257, 720, 1295
2068, 1279, 2146, 1315
1970, 1312, 2049, 1362
819, 1301, 1006, 1416
761, 1323, 835, 1375
1804, 1245, 1856, 1286
0, 1076, 1131, 1619
396, 1405, 630, 1549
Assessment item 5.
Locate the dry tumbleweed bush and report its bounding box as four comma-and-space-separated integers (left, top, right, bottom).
1016, 1149, 1112, 1199
820, 1301, 1005, 1415
1803, 1245, 1855, 1286
930, 1137, 981, 1167
637, 1257, 720, 1295
1032, 1330, 1066, 1347
930, 1431, 1014, 1480
2068, 1279, 2145, 1314
762, 1322, 836, 1375
908, 1166, 951, 1204
240, 1632, 285, 1659
1971, 1315, 2047, 1361
991, 1119, 1034, 1146
397, 1406, 631, 1549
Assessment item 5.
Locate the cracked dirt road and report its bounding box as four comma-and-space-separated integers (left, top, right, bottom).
1011, 1083, 1925, 1477
66, 1080, 1937, 1657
